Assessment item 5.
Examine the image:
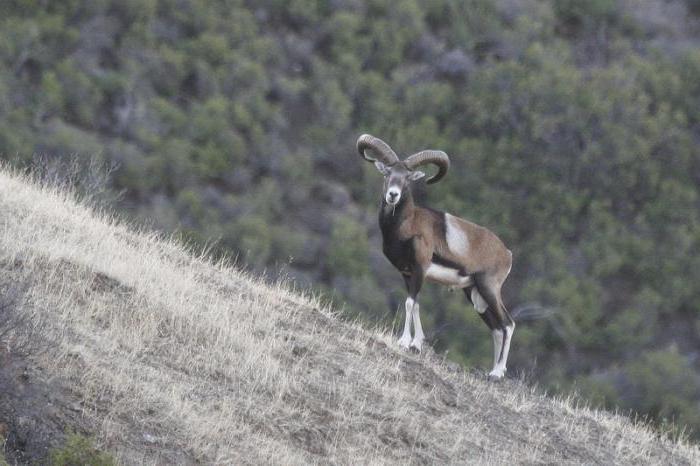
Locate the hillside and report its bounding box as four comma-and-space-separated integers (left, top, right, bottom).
2, 1, 700, 437
1, 173, 698, 464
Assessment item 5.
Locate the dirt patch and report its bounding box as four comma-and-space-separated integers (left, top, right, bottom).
0, 348, 86, 464
398, 356, 458, 407
90, 271, 134, 295
0, 264, 85, 463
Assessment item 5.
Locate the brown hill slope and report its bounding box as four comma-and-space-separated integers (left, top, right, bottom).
0, 169, 698, 465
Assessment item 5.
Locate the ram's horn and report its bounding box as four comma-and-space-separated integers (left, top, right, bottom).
404, 150, 450, 184
356, 134, 399, 165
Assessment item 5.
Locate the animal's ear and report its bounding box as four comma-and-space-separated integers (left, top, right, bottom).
409, 170, 425, 181
374, 161, 391, 176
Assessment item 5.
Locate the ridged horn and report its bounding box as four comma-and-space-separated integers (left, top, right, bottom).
356, 134, 399, 166
403, 150, 450, 184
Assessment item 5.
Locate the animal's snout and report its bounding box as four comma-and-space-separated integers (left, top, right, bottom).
386, 188, 400, 204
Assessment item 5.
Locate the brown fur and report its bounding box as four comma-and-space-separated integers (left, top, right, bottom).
380, 173, 514, 336
389, 193, 512, 289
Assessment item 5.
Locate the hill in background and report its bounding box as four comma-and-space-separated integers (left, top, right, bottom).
1, 171, 699, 463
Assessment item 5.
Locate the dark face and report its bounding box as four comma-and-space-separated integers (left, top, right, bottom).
375, 162, 425, 206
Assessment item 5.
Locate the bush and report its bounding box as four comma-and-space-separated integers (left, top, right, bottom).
228, 215, 273, 268
326, 216, 370, 278
620, 348, 700, 438
553, 0, 618, 32
49, 432, 116, 466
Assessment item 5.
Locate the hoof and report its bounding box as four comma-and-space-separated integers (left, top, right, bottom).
487, 368, 506, 381
398, 336, 411, 350
409, 338, 423, 354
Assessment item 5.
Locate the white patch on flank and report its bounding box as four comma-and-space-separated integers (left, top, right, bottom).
445, 214, 468, 254
470, 288, 488, 314
398, 297, 414, 349
425, 263, 474, 288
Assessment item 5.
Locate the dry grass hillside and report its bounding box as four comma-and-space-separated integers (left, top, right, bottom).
0, 167, 698, 465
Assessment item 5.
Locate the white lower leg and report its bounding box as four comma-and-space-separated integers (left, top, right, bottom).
499, 323, 514, 372
398, 297, 414, 349
410, 302, 424, 352
489, 323, 514, 378
489, 329, 505, 378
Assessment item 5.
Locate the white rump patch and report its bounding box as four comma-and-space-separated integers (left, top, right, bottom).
445, 214, 468, 254
470, 288, 488, 314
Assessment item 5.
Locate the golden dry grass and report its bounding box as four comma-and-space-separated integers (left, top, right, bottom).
0, 167, 698, 465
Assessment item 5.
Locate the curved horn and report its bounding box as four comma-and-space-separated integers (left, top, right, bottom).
356, 134, 399, 166
404, 150, 450, 184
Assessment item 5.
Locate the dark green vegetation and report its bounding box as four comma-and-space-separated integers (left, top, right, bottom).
49, 432, 116, 466
0, 0, 699, 440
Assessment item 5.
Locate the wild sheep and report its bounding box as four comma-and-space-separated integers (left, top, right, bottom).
358, 134, 515, 378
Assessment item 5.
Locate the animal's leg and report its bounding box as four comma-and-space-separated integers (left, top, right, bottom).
493, 320, 515, 377
410, 300, 425, 352
398, 296, 414, 349
465, 287, 504, 375
397, 274, 416, 349
404, 266, 425, 353
465, 286, 497, 329
475, 274, 515, 379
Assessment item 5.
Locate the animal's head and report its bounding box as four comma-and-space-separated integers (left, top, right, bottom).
357, 134, 450, 206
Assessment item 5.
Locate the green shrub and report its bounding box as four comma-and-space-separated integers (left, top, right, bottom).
553, 0, 618, 31
621, 348, 700, 436
228, 215, 273, 268
326, 216, 370, 278
49, 432, 116, 466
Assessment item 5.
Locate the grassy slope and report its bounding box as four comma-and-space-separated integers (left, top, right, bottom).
0, 168, 698, 465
